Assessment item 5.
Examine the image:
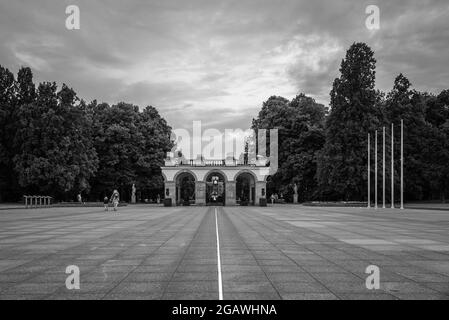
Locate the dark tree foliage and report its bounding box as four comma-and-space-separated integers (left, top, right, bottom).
317, 43, 381, 201
2, 43, 449, 204
89, 102, 172, 202
0, 65, 172, 202
13, 81, 98, 199
431, 90, 449, 201
252, 94, 326, 201
384, 75, 449, 202
252, 44, 448, 203
0, 66, 17, 201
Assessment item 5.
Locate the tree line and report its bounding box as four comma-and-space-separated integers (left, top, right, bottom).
1, 42, 448, 203
252, 42, 449, 203
0, 66, 172, 202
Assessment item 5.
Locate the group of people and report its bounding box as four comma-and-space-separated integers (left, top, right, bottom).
103, 189, 120, 212
270, 193, 283, 204
76, 190, 120, 212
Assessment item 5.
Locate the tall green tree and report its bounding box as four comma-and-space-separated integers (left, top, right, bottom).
0, 65, 16, 201
392, 84, 449, 202
135, 105, 173, 198
432, 90, 449, 201
317, 42, 381, 200
89, 102, 172, 201
382, 74, 443, 201
252, 94, 326, 201
13, 82, 98, 198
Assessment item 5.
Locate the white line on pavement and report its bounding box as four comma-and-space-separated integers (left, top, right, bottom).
215, 207, 223, 300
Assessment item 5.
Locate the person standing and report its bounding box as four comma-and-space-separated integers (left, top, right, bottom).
110, 190, 120, 212
103, 196, 109, 211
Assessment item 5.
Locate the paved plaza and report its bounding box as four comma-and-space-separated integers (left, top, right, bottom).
0, 205, 448, 300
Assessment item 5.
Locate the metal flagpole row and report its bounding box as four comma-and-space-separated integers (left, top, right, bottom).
367, 120, 404, 210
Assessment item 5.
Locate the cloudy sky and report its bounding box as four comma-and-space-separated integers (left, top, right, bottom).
1, 0, 448, 133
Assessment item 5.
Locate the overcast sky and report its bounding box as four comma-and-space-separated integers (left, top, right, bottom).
1, 0, 448, 132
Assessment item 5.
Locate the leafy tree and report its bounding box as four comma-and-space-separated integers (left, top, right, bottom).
0, 65, 174, 203
382, 74, 441, 201
89, 102, 172, 201
317, 43, 381, 201
135, 105, 173, 200
252, 94, 326, 201
13, 82, 98, 198
17, 67, 36, 105
426, 89, 449, 127
0, 65, 16, 201
419, 89, 449, 201
434, 90, 449, 201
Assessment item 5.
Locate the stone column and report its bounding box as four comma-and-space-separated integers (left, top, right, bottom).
255, 181, 267, 205
195, 181, 206, 206
249, 187, 253, 204
225, 181, 236, 206
164, 181, 176, 206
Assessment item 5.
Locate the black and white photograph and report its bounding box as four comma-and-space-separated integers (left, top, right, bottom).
0, 0, 449, 309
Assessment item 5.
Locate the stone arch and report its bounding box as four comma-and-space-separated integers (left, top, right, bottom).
233, 169, 258, 182
204, 170, 227, 206
203, 169, 229, 183
264, 174, 272, 182
235, 170, 257, 205
173, 169, 198, 182
174, 170, 197, 206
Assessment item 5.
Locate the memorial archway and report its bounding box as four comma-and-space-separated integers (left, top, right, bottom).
236, 172, 256, 205
205, 171, 226, 206
175, 171, 196, 205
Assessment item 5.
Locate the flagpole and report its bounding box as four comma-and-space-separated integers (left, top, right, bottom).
401, 119, 404, 210
375, 130, 378, 209
391, 123, 394, 209
368, 133, 370, 209
383, 126, 386, 208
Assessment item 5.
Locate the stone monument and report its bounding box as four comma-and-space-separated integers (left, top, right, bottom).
293, 183, 298, 204
131, 183, 136, 204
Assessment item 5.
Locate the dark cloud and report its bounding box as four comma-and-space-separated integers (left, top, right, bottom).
1, 0, 448, 133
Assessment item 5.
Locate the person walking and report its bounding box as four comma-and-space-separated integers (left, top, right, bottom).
110, 190, 120, 212
103, 196, 109, 211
